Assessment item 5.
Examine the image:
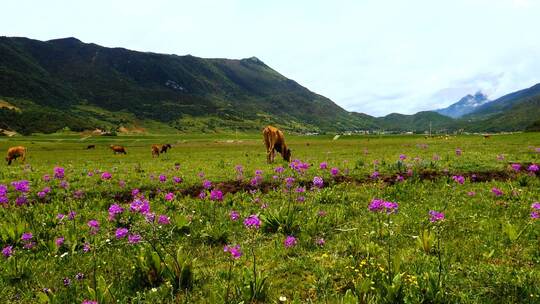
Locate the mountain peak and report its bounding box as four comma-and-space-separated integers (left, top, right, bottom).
435, 91, 490, 118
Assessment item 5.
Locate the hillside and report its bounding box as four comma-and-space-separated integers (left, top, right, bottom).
376, 111, 456, 133
0, 36, 365, 134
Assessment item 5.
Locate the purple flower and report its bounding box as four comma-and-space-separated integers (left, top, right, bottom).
202, 180, 212, 189
115, 228, 129, 239
235, 165, 244, 174
130, 199, 150, 214
315, 238, 325, 246
159, 174, 167, 182
87, 220, 99, 234
101, 172, 112, 180
433, 154, 440, 161
396, 175, 404, 182
164, 192, 175, 201
118, 180, 126, 188
11, 180, 30, 193
224, 244, 242, 259
371, 171, 380, 179
274, 166, 284, 174
511, 163, 521, 172
528, 164, 539, 173
318, 210, 327, 217
42, 174, 51, 182
531, 212, 540, 219
108, 204, 124, 220
128, 234, 141, 244
230, 210, 240, 221
467, 191, 476, 196
210, 189, 224, 201
452, 175, 465, 185
87, 172, 94, 177
0, 196, 8, 205
59, 180, 69, 189
57, 213, 65, 220
131, 188, 140, 197
368, 199, 398, 214
491, 187, 503, 197
173, 176, 182, 184
250, 175, 262, 186
284, 235, 297, 248
429, 210, 445, 222
158, 215, 170, 225
54, 167, 65, 179
330, 167, 339, 176
63, 277, 71, 287
399, 154, 407, 161
243, 214, 261, 229
68, 211, 77, 220
198, 191, 206, 200
455, 148, 462, 156
285, 177, 295, 188
21, 232, 33, 241
75, 273, 85, 280
313, 176, 324, 188
255, 169, 263, 176
319, 162, 328, 170
73, 189, 84, 199
2, 245, 13, 258
0, 184, 7, 196
297, 196, 305, 203
55, 237, 65, 247
15, 196, 27, 206
82, 300, 98, 304
497, 154, 505, 161
83, 243, 91, 252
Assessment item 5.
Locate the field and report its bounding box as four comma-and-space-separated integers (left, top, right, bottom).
0, 132, 539, 303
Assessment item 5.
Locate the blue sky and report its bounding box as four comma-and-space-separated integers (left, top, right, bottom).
4, 0, 540, 116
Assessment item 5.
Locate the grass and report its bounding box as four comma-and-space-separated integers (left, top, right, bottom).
0, 132, 539, 303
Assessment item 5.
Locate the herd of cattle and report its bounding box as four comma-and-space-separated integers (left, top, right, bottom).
5, 126, 291, 165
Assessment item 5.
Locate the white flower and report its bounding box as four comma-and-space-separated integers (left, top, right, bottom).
60, 252, 68, 258
279, 296, 287, 302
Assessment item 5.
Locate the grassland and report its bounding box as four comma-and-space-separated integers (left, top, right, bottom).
0, 133, 539, 303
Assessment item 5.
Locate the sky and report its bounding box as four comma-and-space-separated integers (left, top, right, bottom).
3, 0, 540, 116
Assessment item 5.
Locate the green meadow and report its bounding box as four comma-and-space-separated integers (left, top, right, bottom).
0, 132, 539, 303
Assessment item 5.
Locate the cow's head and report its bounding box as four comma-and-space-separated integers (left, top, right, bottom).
283, 148, 292, 162
6, 157, 11, 165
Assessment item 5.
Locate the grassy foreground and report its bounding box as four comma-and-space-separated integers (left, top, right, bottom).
0, 133, 539, 303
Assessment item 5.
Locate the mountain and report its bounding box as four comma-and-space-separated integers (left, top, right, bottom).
0, 36, 538, 135
463, 92, 540, 132
435, 91, 489, 118
464, 83, 540, 119
0, 36, 367, 134
376, 111, 455, 133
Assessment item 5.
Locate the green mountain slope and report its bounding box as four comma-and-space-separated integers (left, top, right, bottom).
0, 36, 365, 134
376, 111, 456, 132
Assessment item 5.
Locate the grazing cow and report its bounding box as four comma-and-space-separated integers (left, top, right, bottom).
151, 144, 173, 157
86, 145, 96, 150
110, 145, 127, 154
6, 146, 26, 165
263, 125, 291, 163
483, 134, 491, 139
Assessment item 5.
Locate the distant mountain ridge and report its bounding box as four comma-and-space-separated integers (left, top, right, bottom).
435, 91, 490, 118
0, 36, 538, 134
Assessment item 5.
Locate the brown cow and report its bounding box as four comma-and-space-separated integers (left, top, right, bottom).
483, 134, 491, 139
110, 145, 127, 154
263, 125, 291, 163
86, 145, 96, 150
151, 144, 172, 157
6, 146, 26, 165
